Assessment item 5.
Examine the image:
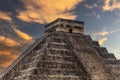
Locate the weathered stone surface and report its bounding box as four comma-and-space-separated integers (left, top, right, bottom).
0, 18, 119, 80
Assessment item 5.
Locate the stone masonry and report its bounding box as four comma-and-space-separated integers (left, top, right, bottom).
0, 18, 120, 80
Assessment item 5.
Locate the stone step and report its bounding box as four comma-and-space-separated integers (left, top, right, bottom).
50, 37, 66, 43
31, 75, 80, 80
106, 60, 120, 64
32, 68, 79, 75
20, 63, 76, 73
102, 54, 116, 60
25, 53, 75, 63
38, 60, 76, 65
44, 55, 76, 62
14, 74, 80, 80
95, 47, 109, 55
49, 48, 69, 51
47, 53, 73, 57
50, 43, 69, 49
47, 49, 73, 56
37, 61, 76, 69
50, 42, 67, 45
21, 59, 76, 70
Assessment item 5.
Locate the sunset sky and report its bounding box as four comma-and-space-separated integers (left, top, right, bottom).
0, 0, 120, 73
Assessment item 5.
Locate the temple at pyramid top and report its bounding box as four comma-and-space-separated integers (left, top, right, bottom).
45, 18, 84, 34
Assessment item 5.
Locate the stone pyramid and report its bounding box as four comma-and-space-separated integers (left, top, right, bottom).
0, 18, 120, 80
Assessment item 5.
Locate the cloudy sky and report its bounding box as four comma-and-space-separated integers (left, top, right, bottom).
0, 0, 120, 73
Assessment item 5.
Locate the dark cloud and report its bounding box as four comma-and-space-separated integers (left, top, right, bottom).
0, 50, 18, 67
0, 0, 25, 15
12, 17, 45, 37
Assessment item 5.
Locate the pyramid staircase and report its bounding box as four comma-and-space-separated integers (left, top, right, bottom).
12, 32, 91, 80
0, 18, 120, 80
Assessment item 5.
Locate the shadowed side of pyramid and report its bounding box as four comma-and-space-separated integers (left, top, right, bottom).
0, 18, 120, 80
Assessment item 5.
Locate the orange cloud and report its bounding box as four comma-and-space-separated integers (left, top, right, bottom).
0, 59, 16, 68
0, 11, 12, 21
14, 28, 33, 41
98, 31, 109, 36
0, 51, 11, 56
17, 0, 83, 23
1, 62, 11, 68
0, 50, 18, 67
103, 0, 120, 11
98, 37, 107, 45
0, 29, 32, 69
0, 36, 20, 47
